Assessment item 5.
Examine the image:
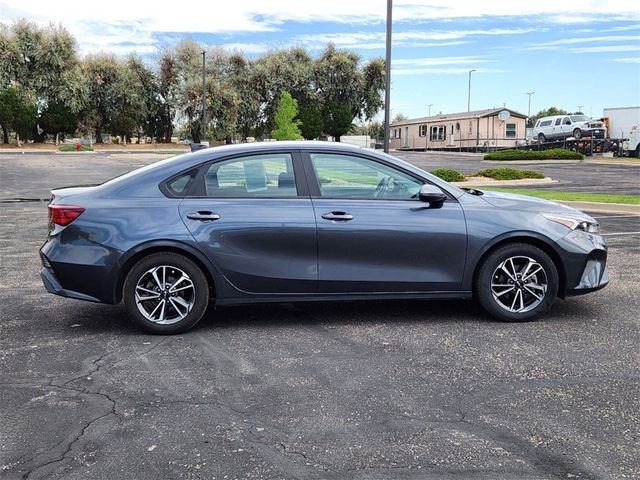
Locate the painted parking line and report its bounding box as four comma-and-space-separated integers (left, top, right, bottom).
593, 214, 640, 219
600, 232, 640, 236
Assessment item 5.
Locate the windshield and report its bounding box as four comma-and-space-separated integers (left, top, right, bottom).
570, 115, 590, 122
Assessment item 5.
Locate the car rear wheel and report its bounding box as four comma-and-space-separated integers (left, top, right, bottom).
123, 252, 209, 334
475, 243, 558, 322
537, 133, 546, 144
573, 128, 582, 139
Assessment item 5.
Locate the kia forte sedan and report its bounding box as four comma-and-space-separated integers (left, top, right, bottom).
40, 141, 608, 334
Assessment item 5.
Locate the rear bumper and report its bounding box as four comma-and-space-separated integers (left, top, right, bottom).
40, 266, 103, 303
40, 234, 121, 304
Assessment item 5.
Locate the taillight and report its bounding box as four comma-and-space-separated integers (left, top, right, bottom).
49, 205, 85, 226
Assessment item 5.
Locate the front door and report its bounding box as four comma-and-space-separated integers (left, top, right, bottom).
303, 151, 467, 293
179, 151, 317, 294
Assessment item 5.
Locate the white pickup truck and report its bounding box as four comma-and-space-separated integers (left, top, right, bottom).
532, 115, 606, 143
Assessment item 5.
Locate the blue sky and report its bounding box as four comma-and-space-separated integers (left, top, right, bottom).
2, 0, 639, 120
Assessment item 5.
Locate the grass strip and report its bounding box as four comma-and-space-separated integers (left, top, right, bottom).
477, 188, 640, 205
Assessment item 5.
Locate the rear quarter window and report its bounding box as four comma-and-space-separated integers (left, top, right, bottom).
163, 169, 198, 197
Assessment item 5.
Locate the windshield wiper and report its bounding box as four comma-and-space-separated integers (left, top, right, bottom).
462, 187, 484, 196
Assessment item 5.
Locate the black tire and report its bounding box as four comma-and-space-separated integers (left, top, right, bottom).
475, 243, 559, 322
573, 128, 582, 140
123, 252, 210, 334
537, 133, 546, 144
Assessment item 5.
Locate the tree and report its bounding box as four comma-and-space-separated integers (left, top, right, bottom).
313, 45, 385, 141
393, 113, 408, 123
298, 103, 324, 140
528, 107, 568, 128
0, 87, 36, 143
323, 102, 353, 142
253, 48, 314, 138
271, 91, 302, 140
0, 21, 86, 140
39, 101, 78, 142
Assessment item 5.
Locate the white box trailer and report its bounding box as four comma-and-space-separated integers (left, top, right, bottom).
603, 106, 640, 139
604, 106, 640, 156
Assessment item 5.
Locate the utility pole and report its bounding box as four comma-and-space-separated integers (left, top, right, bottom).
201, 50, 206, 143
467, 69, 476, 112
526, 92, 535, 118
428, 104, 433, 116
383, 0, 393, 153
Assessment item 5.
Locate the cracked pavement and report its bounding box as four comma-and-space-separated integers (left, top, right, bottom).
1, 153, 639, 479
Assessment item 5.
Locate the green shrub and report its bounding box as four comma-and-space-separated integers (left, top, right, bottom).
483, 148, 583, 160
474, 168, 545, 180
431, 168, 465, 182
58, 144, 94, 152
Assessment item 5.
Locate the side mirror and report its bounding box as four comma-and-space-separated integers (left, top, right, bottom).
418, 184, 446, 208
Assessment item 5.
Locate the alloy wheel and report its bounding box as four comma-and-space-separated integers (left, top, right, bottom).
135, 265, 195, 324
490, 256, 548, 313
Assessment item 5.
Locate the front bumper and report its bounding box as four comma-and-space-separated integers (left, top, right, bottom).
556, 230, 608, 297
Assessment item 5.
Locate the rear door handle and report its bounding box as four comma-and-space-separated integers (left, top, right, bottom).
321, 212, 353, 221
186, 211, 220, 221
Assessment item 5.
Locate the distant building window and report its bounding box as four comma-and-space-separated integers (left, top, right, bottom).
397, 128, 401, 139
430, 125, 446, 141
506, 123, 517, 138
419, 125, 427, 137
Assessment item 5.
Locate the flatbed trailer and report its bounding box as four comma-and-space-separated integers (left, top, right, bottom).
400, 137, 627, 156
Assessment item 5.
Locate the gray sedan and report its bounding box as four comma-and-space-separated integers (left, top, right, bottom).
40, 141, 608, 333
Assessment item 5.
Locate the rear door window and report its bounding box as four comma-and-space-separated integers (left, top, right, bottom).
202, 153, 297, 198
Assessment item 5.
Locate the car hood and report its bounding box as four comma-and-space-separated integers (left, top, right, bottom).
479, 190, 596, 222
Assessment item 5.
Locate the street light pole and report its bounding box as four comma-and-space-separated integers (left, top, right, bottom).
383, 0, 393, 153
577, 105, 584, 113
526, 92, 534, 118
201, 50, 206, 143
467, 69, 476, 112
428, 104, 433, 116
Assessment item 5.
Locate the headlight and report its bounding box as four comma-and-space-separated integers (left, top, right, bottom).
543, 214, 599, 234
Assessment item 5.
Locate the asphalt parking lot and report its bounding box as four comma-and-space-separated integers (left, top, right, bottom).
1, 153, 639, 480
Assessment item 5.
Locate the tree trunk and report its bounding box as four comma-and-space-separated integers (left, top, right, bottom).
1, 124, 8, 144
191, 127, 200, 144
335, 134, 341, 142
95, 124, 103, 144
164, 123, 173, 143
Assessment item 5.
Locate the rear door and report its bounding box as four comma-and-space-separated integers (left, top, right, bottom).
302, 150, 467, 293
178, 150, 318, 294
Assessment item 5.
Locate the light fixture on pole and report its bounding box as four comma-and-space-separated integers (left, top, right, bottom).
383, 0, 393, 153
526, 92, 535, 118
467, 69, 476, 112
577, 105, 584, 113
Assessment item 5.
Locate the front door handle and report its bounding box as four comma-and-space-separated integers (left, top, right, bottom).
321, 212, 353, 221
186, 211, 220, 221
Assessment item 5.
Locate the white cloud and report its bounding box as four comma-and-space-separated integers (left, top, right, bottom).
294, 28, 536, 51
610, 57, 640, 63
392, 67, 506, 76
524, 35, 640, 50
569, 44, 640, 53
1, 0, 639, 55
393, 56, 491, 66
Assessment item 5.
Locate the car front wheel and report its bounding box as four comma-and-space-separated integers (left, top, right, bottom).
475, 243, 559, 322
573, 128, 582, 139
123, 252, 210, 334
537, 133, 546, 143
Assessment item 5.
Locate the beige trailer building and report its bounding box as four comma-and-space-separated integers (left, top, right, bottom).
389, 108, 527, 151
